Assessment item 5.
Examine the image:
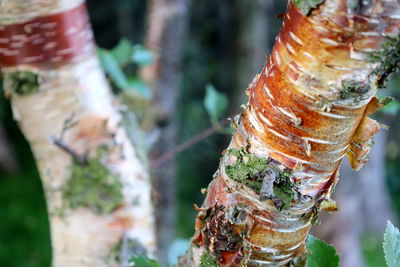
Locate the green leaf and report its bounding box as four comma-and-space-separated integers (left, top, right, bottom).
110, 38, 132, 66
383, 221, 400, 267
129, 254, 159, 267
203, 84, 228, 125
98, 48, 129, 89
306, 235, 340, 267
131, 45, 154, 66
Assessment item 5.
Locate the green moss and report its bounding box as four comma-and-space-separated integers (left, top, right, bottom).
225, 148, 295, 210
200, 252, 219, 267
369, 34, 400, 89
272, 169, 295, 210
63, 154, 123, 214
4, 71, 40, 95
225, 148, 270, 193
339, 80, 370, 101
292, 0, 325, 15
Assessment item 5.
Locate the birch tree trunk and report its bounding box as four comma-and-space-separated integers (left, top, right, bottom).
141, 0, 187, 263
0, 1, 156, 266
179, 0, 400, 266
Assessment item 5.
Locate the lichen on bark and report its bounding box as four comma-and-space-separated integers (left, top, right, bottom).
178, 0, 400, 266
199, 252, 219, 267
224, 147, 296, 210
3, 70, 40, 96
339, 80, 371, 101
369, 34, 400, 89
63, 147, 123, 214
292, 0, 325, 15
224, 148, 270, 193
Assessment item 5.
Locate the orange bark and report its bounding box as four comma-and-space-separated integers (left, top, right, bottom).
179, 0, 400, 266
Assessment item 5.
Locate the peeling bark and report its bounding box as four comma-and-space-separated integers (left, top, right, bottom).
313, 130, 397, 267
179, 0, 400, 266
0, 1, 156, 266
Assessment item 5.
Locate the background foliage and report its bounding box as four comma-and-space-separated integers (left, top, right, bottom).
0, 1, 399, 266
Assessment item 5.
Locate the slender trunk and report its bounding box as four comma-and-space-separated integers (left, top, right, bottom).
179, 0, 400, 266
141, 0, 187, 264
233, 0, 272, 107
0, 1, 156, 266
217, 0, 236, 93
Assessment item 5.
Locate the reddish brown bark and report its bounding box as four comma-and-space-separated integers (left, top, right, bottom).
179, 0, 400, 266
0, 3, 93, 67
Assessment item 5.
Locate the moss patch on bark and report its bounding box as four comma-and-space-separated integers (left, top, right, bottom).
225, 148, 270, 193
199, 252, 219, 267
339, 80, 370, 101
292, 0, 325, 15
369, 34, 400, 89
63, 153, 123, 214
224, 148, 295, 210
4, 71, 40, 96
272, 169, 295, 210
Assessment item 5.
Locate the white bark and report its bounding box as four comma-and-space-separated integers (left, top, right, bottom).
0, 1, 156, 266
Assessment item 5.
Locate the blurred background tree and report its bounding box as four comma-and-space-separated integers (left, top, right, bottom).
0, 0, 399, 266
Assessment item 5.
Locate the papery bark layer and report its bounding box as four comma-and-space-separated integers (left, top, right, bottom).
179, 0, 400, 266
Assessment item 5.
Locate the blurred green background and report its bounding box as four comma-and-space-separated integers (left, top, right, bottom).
0, 1, 399, 266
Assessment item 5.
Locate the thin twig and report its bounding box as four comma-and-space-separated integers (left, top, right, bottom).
48, 136, 88, 166
153, 118, 230, 167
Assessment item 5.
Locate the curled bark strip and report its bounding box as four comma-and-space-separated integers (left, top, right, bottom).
179, 0, 400, 266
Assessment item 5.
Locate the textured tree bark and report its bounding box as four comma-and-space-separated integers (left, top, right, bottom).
312, 130, 397, 267
0, 1, 156, 266
178, 0, 400, 266
141, 0, 187, 264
